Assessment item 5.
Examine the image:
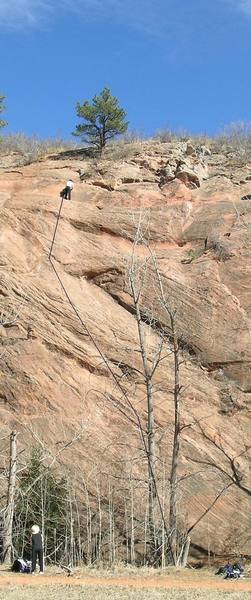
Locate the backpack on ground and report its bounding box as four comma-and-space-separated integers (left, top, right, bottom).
225, 566, 242, 579
11, 558, 31, 573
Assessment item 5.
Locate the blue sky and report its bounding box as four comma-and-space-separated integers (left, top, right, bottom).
1, 0, 251, 138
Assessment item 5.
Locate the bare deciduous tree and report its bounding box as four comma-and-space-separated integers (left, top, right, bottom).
154, 258, 189, 565
2, 431, 17, 563
128, 258, 158, 558
190, 423, 251, 498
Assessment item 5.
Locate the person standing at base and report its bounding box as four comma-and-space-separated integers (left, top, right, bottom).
31, 525, 44, 574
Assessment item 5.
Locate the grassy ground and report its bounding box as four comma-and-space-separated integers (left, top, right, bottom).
0, 586, 250, 600
0, 566, 250, 600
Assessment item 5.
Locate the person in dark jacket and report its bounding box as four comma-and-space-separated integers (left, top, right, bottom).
31, 525, 44, 574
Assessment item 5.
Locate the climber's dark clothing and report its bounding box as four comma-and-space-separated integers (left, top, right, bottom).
60, 186, 71, 200
31, 533, 43, 573
64, 186, 72, 200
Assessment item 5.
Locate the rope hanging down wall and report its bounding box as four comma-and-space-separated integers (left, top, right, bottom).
48, 194, 174, 561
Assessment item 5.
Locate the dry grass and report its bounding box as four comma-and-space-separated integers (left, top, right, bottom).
2, 122, 251, 167
212, 121, 251, 161
1, 120, 251, 167
103, 139, 144, 161
0, 586, 249, 600
0, 134, 78, 164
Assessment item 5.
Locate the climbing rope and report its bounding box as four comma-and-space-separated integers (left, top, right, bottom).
48, 197, 64, 260
48, 194, 174, 562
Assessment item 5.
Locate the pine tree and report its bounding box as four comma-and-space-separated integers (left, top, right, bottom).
73, 87, 128, 152
14, 448, 69, 561
0, 94, 7, 130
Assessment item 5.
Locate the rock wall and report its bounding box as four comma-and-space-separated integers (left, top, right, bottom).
0, 140, 250, 555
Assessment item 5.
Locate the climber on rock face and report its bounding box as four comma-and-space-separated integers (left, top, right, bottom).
65, 179, 74, 200
60, 179, 74, 200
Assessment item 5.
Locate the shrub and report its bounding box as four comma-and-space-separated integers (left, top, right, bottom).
186, 248, 202, 261
209, 234, 232, 261
153, 128, 176, 142
214, 121, 251, 161
0, 94, 7, 131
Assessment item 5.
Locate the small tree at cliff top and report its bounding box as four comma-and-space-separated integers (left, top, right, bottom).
0, 94, 7, 130
73, 87, 128, 152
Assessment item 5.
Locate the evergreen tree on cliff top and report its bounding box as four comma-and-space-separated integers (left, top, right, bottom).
73, 87, 128, 152
0, 94, 7, 130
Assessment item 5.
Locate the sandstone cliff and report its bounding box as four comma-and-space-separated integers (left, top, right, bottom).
0, 139, 250, 556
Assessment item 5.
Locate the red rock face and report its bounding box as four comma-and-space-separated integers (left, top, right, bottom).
0, 141, 250, 555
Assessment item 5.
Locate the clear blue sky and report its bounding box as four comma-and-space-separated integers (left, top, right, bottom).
1, 0, 251, 138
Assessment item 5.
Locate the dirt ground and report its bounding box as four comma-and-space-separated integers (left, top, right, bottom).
0, 568, 250, 600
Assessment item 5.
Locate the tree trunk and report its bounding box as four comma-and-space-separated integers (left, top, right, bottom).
96, 479, 102, 563
147, 379, 157, 559
102, 124, 106, 148
169, 317, 181, 565
130, 478, 135, 564
2, 431, 17, 563
180, 536, 190, 567
129, 271, 157, 561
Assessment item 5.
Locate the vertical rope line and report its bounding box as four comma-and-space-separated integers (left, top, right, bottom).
47, 197, 174, 562
49, 197, 64, 259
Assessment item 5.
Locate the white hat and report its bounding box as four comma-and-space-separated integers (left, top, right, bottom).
31, 525, 40, 534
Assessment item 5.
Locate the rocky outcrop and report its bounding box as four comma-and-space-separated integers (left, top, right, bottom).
0, 140, 250, 555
